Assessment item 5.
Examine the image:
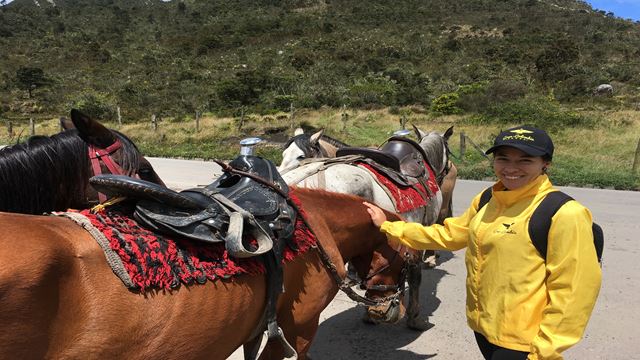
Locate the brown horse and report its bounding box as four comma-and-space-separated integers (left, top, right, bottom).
0, 188, 416, 359
0, 109, 164, 214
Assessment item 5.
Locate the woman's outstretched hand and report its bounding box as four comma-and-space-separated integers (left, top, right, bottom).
363, 202, 387, 228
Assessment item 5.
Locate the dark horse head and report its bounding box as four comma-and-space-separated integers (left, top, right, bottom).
0, 109, 164, 214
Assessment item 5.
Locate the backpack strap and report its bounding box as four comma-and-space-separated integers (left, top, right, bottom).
528, 191, 573, 261
477, 187, 493, 210
592, 222, 604, 262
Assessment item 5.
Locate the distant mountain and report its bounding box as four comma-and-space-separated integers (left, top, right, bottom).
1, 0, 638, 120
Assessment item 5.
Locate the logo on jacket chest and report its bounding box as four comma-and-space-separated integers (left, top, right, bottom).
495, 222, 517, 235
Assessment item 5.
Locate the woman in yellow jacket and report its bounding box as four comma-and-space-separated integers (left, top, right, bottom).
365, 125, 601, 360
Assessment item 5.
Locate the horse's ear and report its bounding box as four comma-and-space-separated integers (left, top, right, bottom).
294, 127, 304, 136
70, 109, 117, 148
59, 117, 74, 131
412, 124, 427, 141
309, 129, 324, 144
443, 126, 454, 141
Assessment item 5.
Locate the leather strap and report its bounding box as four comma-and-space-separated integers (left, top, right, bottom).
88, 140, 127, 203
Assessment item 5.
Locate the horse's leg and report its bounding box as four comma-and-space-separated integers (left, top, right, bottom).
405, 262, 432, 331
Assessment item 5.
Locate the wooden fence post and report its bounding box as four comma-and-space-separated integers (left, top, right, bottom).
195, 111, 200, 132
341, 105, 349, 132
117, 106, 122, 126
236, 107, 245, 131
633, 138, 640, 174
151, 114, 158, 131
30, 118, 35, 136
399, 114, 407, 130
7, 121, 13, 138
460, 132, 466, 158
290, 103, 295, 123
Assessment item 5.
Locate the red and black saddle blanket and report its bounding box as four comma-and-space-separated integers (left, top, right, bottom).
59, 195, 316, 292
357, 161, 440, 213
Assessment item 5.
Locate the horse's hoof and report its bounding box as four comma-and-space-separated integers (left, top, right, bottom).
406, 317, 434, 331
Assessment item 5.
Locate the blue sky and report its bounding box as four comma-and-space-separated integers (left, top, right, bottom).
586, 0, 640, 21
1, 0, 639, 21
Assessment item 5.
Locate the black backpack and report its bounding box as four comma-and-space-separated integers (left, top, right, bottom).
477, 188, 603, 264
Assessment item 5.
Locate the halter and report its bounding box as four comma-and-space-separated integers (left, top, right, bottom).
350, 242, 411, 300
88, 140, 129, 203
316, 237, 410, 306
295, 135, 329, 158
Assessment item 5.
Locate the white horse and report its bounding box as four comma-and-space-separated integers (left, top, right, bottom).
279, 125, 455, 329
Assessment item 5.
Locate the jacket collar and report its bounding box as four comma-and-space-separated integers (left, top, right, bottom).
491, 175, 553, 207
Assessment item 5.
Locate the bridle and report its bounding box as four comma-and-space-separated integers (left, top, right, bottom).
295, 135, 329, 158
87, 139, 135, 203
348, 242, 412, 305
314, 237, 412, 307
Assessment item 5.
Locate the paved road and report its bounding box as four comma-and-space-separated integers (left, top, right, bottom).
148, 157, 640, 359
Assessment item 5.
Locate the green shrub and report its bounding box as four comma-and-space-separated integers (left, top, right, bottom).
468, 96, 597, 130
271, 94, 295, 112
430, 92, 462, 115
347, 74, 398, 107
68, 91, 116, 120
458, 79, 527, 113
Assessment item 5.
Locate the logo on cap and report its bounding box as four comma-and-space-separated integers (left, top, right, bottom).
510, 128, 533, 135
502, 128, 534, 142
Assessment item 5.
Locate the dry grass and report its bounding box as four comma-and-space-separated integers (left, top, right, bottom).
1, 107, 638, 189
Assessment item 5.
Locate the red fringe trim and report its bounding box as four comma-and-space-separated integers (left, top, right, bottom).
357, 162, 439, 213
77, 191, 316, 291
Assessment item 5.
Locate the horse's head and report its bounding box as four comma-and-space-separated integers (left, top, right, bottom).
412, 124, 454, 186
61, 109, 165, 205
349, 234, 421, 324
278, 128, 325, 172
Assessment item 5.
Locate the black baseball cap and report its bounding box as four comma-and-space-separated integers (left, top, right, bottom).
485, 125, 554, 159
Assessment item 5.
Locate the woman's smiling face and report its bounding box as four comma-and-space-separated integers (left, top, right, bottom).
492, 146, 550, 190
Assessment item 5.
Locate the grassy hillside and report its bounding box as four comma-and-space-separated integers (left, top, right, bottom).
1, 0, 639, 121
0, 0, 638, 189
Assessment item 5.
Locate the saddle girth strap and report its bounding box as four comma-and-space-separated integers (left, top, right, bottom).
244, 226, 297, 359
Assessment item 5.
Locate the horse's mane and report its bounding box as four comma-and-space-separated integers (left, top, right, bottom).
110, 129, 143, 175
284, 133, 349, 158
0, 129, 142, 214
318, 134, 349, 148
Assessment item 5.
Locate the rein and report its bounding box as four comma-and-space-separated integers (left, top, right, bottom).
214, 159, 408, 307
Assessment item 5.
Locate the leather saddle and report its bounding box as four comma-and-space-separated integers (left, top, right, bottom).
336, 136, 431, 179
89, 155, 296, 259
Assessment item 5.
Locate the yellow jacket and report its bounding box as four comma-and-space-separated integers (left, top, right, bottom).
380, 175, 601, 359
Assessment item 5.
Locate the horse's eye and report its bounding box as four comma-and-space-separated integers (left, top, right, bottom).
296, 155, 305, 160
138, 168, 153, 178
